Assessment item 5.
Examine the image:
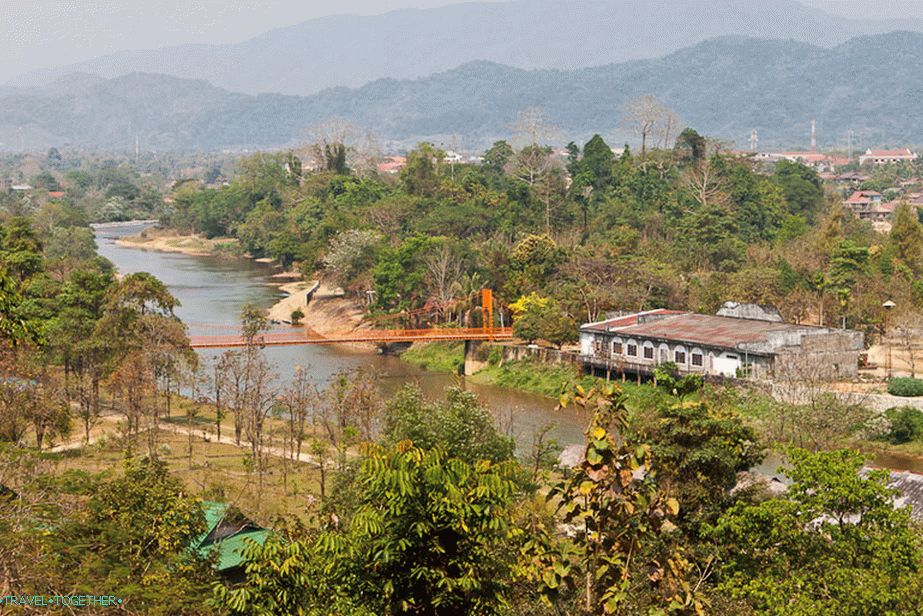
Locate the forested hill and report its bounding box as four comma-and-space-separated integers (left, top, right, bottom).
11, 0, 923, 96
4, 32, 923, 152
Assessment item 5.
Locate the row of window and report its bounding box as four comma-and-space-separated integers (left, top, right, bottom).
594, 338, 704, 367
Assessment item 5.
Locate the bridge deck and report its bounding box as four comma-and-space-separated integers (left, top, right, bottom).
189, 327, 513, 348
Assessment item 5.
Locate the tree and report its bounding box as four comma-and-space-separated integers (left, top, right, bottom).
714, 448, 923, 615
215, 443, 523, 615
401, 143, 445, 197
622, 95, 681, 156
674, 128, 706, 163
381, 385, 515, 464
772, 160, 824, 221
633, 378, 763, 533
322, 229, 381, 290
580, 134, 615, 190
509, 292, 577, 348
279, 365, 316, 488
534, 382, 702, 614
509, 106, 561, 149
483, 140, 515, 174
890, 201, 923, 272
423, 242, 463, 319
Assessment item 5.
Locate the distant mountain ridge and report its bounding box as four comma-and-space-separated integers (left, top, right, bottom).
3, 33, 923, 152
10, 0, 923, 96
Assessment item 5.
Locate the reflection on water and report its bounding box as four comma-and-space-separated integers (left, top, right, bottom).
94, 223, 589, 448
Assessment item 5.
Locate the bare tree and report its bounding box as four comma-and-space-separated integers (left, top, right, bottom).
314, 368, 382, 469
279, 365, 317, 493
302, 118, 381, 177
891, 309, 923, 377
621, 95, 681, 156
424, 244, 463, 321
509, 107, 562, 149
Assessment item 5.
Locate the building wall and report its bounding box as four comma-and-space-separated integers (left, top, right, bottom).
771, 330, 863, 381
580, 328, 861, 382
579, 332, 773, 379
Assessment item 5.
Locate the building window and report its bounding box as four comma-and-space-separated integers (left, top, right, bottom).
691, 352, 704, 367
594, 338, 604, 356
643, 346, 654, 360
674, 350, 686, 364
627, 343, 637, 357
612, 341, 623, 355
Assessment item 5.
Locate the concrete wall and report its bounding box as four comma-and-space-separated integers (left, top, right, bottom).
772, 331, 864, 381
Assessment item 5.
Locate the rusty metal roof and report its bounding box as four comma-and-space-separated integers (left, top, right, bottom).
583, 312, 830, 351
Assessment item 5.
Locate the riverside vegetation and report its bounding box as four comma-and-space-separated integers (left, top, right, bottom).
3, 122, 923, 613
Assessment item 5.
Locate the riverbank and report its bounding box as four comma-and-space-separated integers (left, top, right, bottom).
115, 226, 240, 257
403, 341, 601, 397
270, 279, 375, 351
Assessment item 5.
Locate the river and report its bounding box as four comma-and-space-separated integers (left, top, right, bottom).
94, 223, 589, 449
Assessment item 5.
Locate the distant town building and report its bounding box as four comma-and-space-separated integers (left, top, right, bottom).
10, 183, 32, 191
377, 156, 407, 175
859, 148, 918, 165
845, 190, 884, 219
579, 304, 863, 381
443, 150, 464, 164
755, 151, 850, 173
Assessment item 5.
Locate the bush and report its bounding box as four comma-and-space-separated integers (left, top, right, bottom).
885, 406, 923, 444
290, 308, 304, 325
888, 377, 923, 397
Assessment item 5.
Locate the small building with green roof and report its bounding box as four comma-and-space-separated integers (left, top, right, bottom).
192, 501, 271, 575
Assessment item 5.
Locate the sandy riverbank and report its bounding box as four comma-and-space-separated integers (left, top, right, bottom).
270, 280, 375, 351
115, 227, 240, 257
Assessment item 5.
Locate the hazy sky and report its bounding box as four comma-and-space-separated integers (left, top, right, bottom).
0, 0, 496, 82
2, 0, 921, 82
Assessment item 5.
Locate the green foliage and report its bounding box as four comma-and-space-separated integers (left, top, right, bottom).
891, 201, 923, 272
633, 394, 763, 533
884, 406, 923, 443
381, 385, 515, 464
216, 444, 522, 615
888, 376, 923, 397
714, 448, 923, 615
509, 292, 577, 347
401, 341, 464, 373
540, 382, 704, 614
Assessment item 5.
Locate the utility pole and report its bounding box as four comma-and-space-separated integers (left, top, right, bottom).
847, 129, 854, 160
810, 118, 817, 151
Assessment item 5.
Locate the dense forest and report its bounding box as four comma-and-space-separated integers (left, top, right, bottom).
161, 129, 923, 343
2, 126, 923, 614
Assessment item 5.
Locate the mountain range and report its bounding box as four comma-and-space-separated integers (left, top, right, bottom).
3, 33, 923, 152
11, 0, 923, 97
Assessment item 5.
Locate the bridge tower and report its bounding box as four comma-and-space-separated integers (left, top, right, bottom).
481, 288, 494, 341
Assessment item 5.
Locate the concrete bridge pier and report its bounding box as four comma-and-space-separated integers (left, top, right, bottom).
464, 340, 488, 376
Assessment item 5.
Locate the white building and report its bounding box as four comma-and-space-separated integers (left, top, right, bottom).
579, 303, 863, 381
859, 148, 918, 165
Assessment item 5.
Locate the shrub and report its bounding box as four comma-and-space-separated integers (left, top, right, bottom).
885, 406, 923, 443
290, 308, 305, 325
888, 377, 923, 397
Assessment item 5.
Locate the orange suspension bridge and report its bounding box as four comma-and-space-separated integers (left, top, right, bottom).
187, 289, 514, 349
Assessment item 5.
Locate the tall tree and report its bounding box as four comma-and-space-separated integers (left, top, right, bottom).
890, 201, 923, 272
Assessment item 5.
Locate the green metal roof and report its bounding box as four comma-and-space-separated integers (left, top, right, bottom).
193, 500, 271, 572
210, 529, 271, 572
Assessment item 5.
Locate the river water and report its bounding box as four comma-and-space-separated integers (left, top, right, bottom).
94, 223, 589, 449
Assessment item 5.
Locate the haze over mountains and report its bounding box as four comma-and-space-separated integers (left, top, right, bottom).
11, 0, 923, 97
3, 33, 923, 153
